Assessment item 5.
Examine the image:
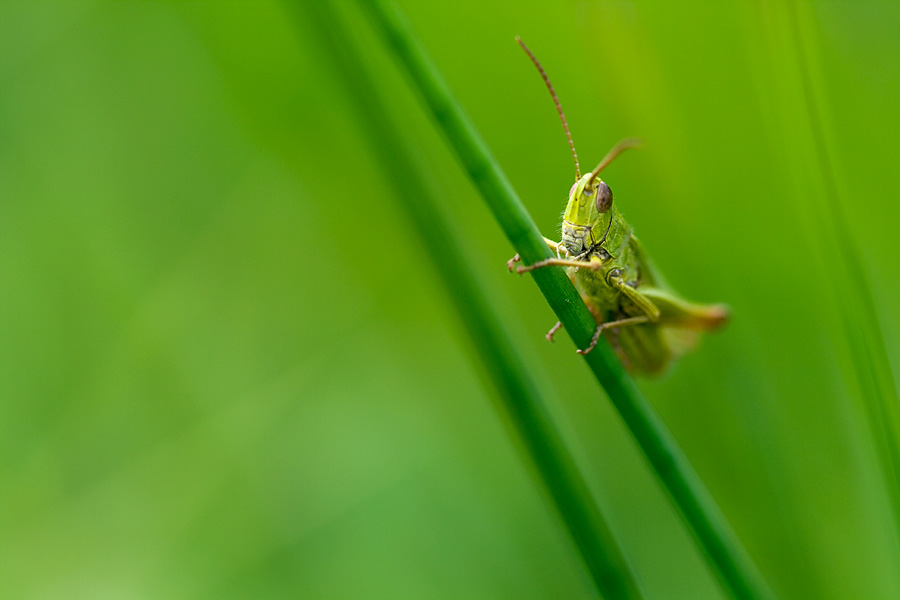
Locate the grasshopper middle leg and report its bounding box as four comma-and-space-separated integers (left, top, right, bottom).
577, 315, 651, 355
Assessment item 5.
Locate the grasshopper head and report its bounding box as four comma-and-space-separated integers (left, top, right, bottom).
561, 172, 613, 255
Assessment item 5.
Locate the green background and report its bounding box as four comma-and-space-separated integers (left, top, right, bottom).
3, 1, 899, 598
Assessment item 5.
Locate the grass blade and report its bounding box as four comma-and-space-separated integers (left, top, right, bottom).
360, 1, 775, 598
292, 2, 645, 598
772, 0, 900, 548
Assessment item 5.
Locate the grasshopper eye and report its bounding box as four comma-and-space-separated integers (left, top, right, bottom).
595, 181, 613, 213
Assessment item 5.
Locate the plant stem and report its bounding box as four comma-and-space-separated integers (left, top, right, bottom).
360, 1, 775, 599
294, 2, 645, 598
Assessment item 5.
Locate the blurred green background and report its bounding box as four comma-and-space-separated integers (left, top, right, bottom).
2, 1, 900, 598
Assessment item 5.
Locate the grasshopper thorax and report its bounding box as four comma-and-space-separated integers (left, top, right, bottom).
561, 173, 614, 255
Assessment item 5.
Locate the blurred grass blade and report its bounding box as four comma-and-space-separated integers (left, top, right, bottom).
784, 3, 900, 543
360, 1, 775, 598
292, 2, 645, 598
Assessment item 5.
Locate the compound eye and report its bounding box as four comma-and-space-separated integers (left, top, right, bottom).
595, 181, 613, 213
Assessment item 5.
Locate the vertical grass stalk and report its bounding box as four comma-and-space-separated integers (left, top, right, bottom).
359, 1, 775, 599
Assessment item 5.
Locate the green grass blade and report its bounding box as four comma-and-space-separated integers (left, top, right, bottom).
784, 2, 900, 545
292, 2, 645, 598
360, 1, 775, 598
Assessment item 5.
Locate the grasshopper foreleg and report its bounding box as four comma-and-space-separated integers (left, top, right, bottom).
507, 238, 570, 272
517, 257, 601, 274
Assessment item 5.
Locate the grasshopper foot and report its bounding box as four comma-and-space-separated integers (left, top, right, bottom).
507, 254, 521, 271
545, 321, 562, 342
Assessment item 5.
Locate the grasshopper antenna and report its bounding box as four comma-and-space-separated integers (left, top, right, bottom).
516, 36, 581, 180
589, 137, 643, 180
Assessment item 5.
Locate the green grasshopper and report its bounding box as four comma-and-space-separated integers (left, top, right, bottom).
510, 38, 729, 375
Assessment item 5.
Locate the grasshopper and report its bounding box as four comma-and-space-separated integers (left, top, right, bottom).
510, 38, 729, 375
